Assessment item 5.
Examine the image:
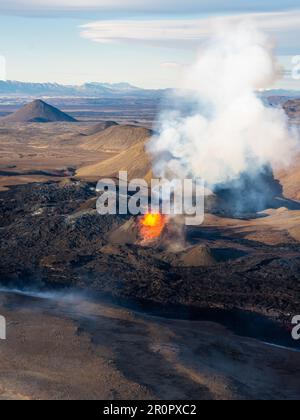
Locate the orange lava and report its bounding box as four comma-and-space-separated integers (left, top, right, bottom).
140, 213, 167, 241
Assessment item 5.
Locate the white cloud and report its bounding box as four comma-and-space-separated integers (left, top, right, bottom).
161, 62, 182, 69
80, 10, 300, 52
80, 19, 210, 44
1, 0, 300, 14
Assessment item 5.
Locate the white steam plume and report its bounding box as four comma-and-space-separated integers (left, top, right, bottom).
148, 21, 299, 189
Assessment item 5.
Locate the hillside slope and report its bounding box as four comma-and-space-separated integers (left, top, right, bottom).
275, 154, 300, 201
1, 100, 77, 123
79, 125, 152, 153
77, 141, 152, 180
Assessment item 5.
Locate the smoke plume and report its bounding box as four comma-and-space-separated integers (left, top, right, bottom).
148, 22, 299, 210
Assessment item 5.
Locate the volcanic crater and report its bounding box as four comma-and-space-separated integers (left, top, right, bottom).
0, 178, 299, 340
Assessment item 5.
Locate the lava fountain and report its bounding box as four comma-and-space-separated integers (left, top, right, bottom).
140, 213, 167, 242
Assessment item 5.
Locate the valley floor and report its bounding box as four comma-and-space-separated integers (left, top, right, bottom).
0, 290, 300, 400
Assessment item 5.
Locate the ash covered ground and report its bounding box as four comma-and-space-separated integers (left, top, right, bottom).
1, 179, 299, 332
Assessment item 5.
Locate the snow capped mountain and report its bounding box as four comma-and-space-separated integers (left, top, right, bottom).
0, 80, 164, 98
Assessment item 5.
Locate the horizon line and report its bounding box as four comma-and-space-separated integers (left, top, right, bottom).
0, 79, 300, 93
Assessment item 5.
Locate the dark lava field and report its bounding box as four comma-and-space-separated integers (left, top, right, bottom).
0, 180, 299, 334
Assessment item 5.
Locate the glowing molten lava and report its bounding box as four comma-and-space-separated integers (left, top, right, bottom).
140, 213, 167, 241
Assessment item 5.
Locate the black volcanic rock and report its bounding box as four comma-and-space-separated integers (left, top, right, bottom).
1, 99, 77, 123
283, 99, 300, 120
213, 166, 283, 216
0, 180, 300, 326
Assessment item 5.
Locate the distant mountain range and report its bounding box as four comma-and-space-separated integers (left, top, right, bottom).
0, 80, 299, 99
0, 81, 167, 98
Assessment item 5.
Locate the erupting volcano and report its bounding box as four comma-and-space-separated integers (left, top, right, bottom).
140, 213, 167, 241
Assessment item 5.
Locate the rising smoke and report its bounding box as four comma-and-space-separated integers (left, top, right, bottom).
148, 21, 299, 213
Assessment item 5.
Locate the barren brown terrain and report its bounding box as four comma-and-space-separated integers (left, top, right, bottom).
0, 121, 153, 191
1, 290, 299, 400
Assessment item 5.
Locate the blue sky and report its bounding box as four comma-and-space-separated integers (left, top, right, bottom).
0, 1, 300, 89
